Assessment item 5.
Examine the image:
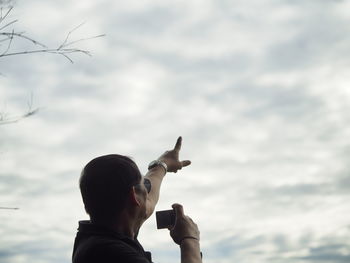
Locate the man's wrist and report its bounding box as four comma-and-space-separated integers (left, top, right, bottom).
148, 160, 167, 174
179, 236, 199, 246
180, 237, 202, 262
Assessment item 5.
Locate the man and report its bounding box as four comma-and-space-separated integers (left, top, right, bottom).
72, 137, 202, 263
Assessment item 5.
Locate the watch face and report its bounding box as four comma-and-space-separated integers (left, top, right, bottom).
148, 161, 158, 169
151, 161, 159, 166
148, 160, 168, 173
148, 160, 167, 172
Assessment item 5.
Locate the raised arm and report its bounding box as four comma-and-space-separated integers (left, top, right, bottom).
144, 137, 191, 217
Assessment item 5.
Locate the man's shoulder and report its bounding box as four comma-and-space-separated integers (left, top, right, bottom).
73, 234, 151, 263
86, 234, 136, 251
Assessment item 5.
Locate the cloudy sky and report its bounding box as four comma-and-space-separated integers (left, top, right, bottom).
1, 0, 350, 262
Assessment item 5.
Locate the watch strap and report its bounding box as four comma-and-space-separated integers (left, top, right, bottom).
148, 160, 167, 173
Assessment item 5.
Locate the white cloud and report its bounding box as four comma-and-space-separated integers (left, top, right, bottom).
1, 0, 350, 262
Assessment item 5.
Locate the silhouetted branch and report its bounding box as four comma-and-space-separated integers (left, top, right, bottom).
0, 5, 12, 24
0, 17, 17, 31
0, 6, 105, 63
0, 207, 19, 210
0, 31, 47, 47
58, 21, 85, 50
0, 93, 40, 125
0, 108, 40, 125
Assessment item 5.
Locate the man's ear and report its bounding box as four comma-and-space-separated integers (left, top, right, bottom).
129, 187, 141, 207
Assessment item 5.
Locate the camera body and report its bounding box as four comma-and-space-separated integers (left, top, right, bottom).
155, 209, 175, 229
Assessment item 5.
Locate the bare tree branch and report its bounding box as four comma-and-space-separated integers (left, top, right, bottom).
0, 31, 47, 47
0, 18, 17, 31
0, 207, 19, 210
0, 5, 13, 24
0, 6, 105, 63
1, 28, 13, 55
0, 108, 40, 125
0, 93, 40, 125
62, 34, 106, 49
0, 1, 105, 212
58, 21, 86, 50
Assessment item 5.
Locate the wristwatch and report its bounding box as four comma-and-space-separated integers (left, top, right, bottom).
148, 160, 167, 173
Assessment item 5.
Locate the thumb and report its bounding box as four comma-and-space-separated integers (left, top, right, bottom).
172, 203, 184, 218
181, 160, 191, 167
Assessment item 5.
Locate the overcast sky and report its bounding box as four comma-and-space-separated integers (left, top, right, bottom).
1, 0, 350, 263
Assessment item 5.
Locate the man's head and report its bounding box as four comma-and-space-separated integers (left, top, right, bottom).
79, 154, 142, 222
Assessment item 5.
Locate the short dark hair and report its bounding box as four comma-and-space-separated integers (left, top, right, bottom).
79, 154, 141, 221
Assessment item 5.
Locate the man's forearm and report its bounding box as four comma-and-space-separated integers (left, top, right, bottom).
180, 239, 202, 263
144, 166, 166, 216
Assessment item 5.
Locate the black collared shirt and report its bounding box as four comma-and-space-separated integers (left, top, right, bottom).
72, 221, 152, 263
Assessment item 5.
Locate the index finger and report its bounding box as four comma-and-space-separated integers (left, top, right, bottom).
174, 136, 182, 152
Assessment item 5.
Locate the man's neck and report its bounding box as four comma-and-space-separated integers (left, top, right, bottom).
91, 212, 139, 239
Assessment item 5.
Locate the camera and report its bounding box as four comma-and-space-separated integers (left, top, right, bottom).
155, 209, 175, 229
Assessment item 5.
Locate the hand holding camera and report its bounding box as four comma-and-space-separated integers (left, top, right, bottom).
170, 203, 200, 245
156, 204, 200, 245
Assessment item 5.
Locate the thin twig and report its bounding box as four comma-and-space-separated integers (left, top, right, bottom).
0, 207, 19, 210
0, 6, 104, 63
0, 18, 17, 31
0, 31, 103, 62
1, 28, 13, 56
0, 106, 40, 125
0, 32, 47, 47
64, 34, 106, 48
58, 21, 85, 50
0, 93, 40, 125
0, 6, 13, 24
0, 48, 92, 63
23, 107, 39, 117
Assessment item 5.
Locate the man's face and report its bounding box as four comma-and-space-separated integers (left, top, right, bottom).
134, 177, 150, 196
134, 177, 149, 219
